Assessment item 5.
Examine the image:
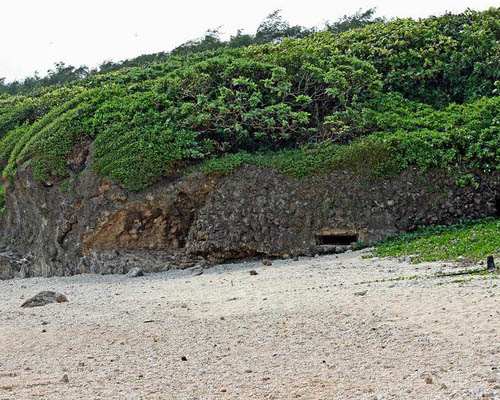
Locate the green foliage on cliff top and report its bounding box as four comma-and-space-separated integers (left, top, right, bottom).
246, 7, 500, 107
194, 94, 500, 179
0, 8, 499, 191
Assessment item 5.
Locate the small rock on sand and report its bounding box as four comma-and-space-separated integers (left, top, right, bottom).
126, 267, 144, 278
21, 291, 68, 308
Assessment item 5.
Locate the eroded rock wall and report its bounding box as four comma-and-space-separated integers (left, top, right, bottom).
0, 162, 498, 279
188, 167, 499, 258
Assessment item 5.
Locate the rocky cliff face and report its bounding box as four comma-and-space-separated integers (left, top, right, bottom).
1, 158, 498, 279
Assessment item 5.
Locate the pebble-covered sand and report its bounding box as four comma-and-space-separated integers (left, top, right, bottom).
1, 249, 499, 399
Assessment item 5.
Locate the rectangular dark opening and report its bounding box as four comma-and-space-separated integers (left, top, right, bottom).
316, 233, 358, 246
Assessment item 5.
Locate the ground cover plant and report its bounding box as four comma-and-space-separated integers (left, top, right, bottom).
372, 217, 500, 263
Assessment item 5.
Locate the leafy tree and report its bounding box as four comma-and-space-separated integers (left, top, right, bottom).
325, 8, 385, 33
254, 10, 314, 44
171, 27, 225, 56
228, 30, 254, 48
0, 62, 91, 95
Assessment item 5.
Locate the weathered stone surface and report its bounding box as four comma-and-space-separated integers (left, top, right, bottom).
186, 166, 499, 259
0, 251, 33, 279
1, 149, 499, 279
21, 291, 68, 308
126, 267, 144, 278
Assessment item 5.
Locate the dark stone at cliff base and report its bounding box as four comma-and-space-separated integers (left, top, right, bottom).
21, 291, 68, 308
191, 267, 204, 276
126, 267, 144, 278
487, 256, 496, 271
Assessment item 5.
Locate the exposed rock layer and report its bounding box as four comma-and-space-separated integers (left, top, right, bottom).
1, 161, 498, 279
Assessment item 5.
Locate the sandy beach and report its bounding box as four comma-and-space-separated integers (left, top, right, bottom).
1, 249, 499, 399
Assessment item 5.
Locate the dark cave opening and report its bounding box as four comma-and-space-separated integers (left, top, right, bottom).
316, 232, 358, 246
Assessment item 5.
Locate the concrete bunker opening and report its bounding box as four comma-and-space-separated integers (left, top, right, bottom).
315, 229, 358, 246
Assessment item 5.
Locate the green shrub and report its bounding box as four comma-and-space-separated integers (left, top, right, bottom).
195, 138, 398, 178
2, 89, 90, 180
158, 55, 381, 149
195, 95, 500, 181
0, 87, 82, 140
366, 94, 500, 173
3, 54, 381, 190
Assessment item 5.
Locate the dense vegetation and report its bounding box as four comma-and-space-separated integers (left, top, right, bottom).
0, 9, 382, 96
0, 7, 499, 201
372, 217, 500, 263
